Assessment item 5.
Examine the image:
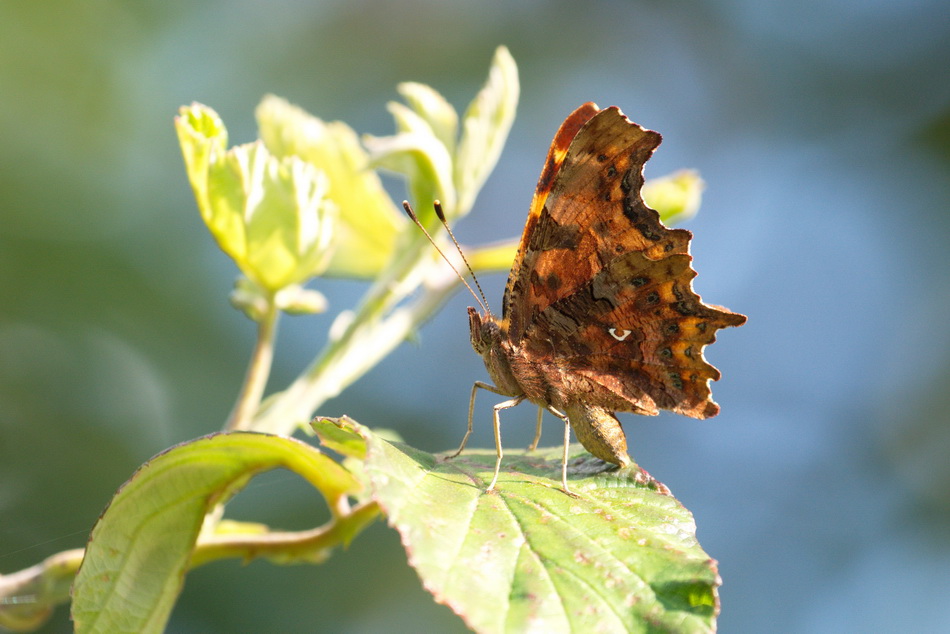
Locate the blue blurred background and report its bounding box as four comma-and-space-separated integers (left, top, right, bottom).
2, 1, 948, 631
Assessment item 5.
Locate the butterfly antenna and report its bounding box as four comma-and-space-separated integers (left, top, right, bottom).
402, 200, 490, 314
431, 201, 493, 314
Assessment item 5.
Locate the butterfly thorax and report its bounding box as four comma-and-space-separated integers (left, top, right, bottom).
467, 306, 526, 398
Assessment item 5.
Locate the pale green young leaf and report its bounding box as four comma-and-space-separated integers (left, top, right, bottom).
256, 95, 403, 279
237, 147, 337, 290
380, 100, 456, 208
643, 170, 705, 226
365, 47, 518, 223
466, 238, 520, 276
175, 103, 227, 207
274, 284, 328, 315
386, 100, 435, 136
177, 104, 339, 292
454, 46, 519, 219
175, 104, 231, 242
364, 98, 458, 219
364, 130, 456, 217
201, 140, 252, 264
396, 81, 459, 153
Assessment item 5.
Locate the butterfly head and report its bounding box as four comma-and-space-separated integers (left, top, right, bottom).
467, 306, 500, 357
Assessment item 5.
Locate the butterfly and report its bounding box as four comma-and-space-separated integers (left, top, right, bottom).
409, 102, 746, 494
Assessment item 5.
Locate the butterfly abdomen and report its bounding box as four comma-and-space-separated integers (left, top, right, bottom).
563, 403, 630, 467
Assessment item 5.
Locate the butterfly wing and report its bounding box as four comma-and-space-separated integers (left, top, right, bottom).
524, 249, 747, 418
505, 104, 746, 418
504, 104, 692, 340
501, 102, 599, 340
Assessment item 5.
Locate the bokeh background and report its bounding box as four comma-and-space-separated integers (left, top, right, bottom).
2, 1, 948, 632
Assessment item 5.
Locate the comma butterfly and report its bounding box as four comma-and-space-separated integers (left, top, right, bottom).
410, 102, 746, 494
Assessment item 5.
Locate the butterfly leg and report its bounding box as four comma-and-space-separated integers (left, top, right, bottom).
547, 407, 576, 496
449, 381, 515, 460
526, 406, 543, 452
486, 395, 526, 492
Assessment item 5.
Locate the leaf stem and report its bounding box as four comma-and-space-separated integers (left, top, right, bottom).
0, 548, 84, 631
250, 232, 459, 434
0, 502, 379, 631
189, 500, 379, 568
225, 296, 280, 431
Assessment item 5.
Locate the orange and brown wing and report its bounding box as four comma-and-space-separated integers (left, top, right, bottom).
501, 102, 598, 339
522, 249, 746, 418
503, 105, 692, 342
507, 104, 746, 418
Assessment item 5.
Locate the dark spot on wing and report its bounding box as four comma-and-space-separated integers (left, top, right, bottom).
673, 302, 697, 316
668, 372, 684, 390
526, 210, 581, 251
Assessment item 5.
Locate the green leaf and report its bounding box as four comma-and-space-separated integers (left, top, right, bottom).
71, 432, 359, 634
365, 121, 457, 216
176, 103, 338, 291
643, 170, 705, 226
274, 284, 328, 315
397, 82, 459, 154
467, 238, 520, 275
256, 95, 404, 279
175, 104, 233, 252
233, 144, 337, 290
312, 416, 367, 459
364, 45, 519, 224
454, 45, 519, 219
349, 421, 719, 633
